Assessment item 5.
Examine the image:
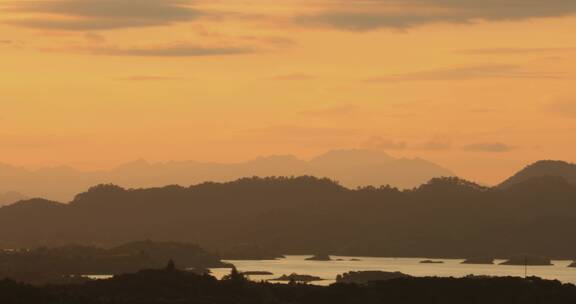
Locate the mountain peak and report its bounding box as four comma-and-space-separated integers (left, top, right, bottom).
499, 160, 576, 188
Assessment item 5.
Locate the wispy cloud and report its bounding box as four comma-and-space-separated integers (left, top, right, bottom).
362, 136, 407, 150
4, 0, 209, 30
117, 75, 187, 81
299, 105, 359, 117
0, 134, 60, 149
63, 43, 256, 57
414, 140, 452, 151
462, 142, 515, 152
84, 32, 106, 43
245, 125, 359, 138
365, 65, 563, 82
296, 0, 576, 31
456, 47, 576, 55
362, 136, 451, 151
546, 98, 576, 118
272, 73, 317, 81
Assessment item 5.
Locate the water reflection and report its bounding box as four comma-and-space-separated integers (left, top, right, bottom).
211, 255, 575, 286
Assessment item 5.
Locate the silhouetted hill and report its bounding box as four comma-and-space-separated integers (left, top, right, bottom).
0, 241, 228, 284
1, 267, 576, 304
1, 175, 576, 258
0, 192, 27, 207
462, 257, 495, 265
499, 160, 576, 188
270, 273, 323, 282
500, 256, 552, 266
0, 150, 453, 201
336, 271, 410, 284
306, 254, 332, 261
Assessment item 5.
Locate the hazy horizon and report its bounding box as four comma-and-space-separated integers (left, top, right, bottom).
0, 149, 563, 186
1, 148, 459, 202
2, 0, 576, 187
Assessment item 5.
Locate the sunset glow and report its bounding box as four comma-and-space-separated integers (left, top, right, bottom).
2, 0, 576, 184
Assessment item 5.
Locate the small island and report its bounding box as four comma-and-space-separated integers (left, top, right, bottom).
305, 254, 332, 261
336, 271, 410, 284
420, 260, 444, 264
500, 256, 552, 266
568, 261, 576, 268
270, 273, 323, 283
242, 271, 273, 276
0, 241, 231, 285
350, 258, 362, 261
462, 257, 495, 265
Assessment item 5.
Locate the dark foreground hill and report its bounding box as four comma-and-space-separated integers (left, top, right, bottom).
1, 267, 576, 304
1, 172, 576, 258
0, 241, 229, 284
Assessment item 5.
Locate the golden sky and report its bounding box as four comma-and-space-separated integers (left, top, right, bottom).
1, 0, 576, 184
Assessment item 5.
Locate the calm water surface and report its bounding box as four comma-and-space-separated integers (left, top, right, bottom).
211, 255, 576, 286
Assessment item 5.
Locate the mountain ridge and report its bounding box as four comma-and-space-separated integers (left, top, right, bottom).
2, 173, 576, 258
0, 149, 453, 201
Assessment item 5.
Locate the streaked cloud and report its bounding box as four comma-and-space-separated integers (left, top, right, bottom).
5, 0, 208, 30
456, 47, 576, 55
362, 136, 407, 150
414, 140, 452, 151
462, 142, 515, 152
0, 134, 60, 149
299, 105, 359, 117
245, 125, 359, 138
362, 136, 452, 151
365, 65, 563, 82
296, 0, 576, 31
117, 75, 186, 81
546, 99, 576, 118
272, 73, 317, 81
67, 43, 256, 57
84, 32, 106, 43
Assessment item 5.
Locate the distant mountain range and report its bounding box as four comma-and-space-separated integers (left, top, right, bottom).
0, 149, 453, 202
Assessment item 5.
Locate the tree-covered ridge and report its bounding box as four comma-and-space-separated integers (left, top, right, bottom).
1, 266, 576, 304
1, 173, 576, 258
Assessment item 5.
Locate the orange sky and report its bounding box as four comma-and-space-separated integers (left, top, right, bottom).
1, 0, 576, 185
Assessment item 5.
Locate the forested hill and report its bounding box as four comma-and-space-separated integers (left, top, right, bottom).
2, 268, 576, 304
1, 174, 576, 259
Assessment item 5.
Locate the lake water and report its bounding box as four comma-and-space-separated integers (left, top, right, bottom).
210, 255, 576, 286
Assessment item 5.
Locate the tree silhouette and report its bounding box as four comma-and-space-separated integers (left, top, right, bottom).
223, 267, 246, 283
165, 259, 176, 271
